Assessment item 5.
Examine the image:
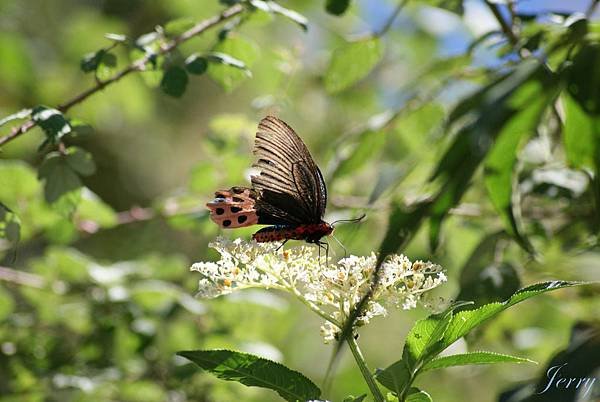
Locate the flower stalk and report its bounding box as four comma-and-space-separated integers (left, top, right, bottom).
347, 335, 385, 402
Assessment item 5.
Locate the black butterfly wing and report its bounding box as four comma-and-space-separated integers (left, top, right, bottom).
251, 116, 327, 225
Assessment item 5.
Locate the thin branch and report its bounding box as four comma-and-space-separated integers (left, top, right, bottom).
0, 3, 245, 148
485, 0, 519, 46
0, 266, 46, 288
586, 0, 600, 18
377, 0, 408, 37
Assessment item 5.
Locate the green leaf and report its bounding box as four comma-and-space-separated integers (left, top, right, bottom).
0, 202, 20, 244
185, 54, 208, 75
32, 106, 72, 143
403, 309, 454, 369
368, 164, 406, 205
104, 32, 127, 43
423, 0, 464, 14
0, 108, 31, 128
375, 359, 410, 394
441, 281, 588, 352
326, 0, 351, 16
96, 52, 118, 81
38, 152, 82, 203
160, 66, 189, 98
456, 233, 521, 308
563, 93, 600, 169
80, 49, 105, 73
343, 395, 367, 402
265, 1, 308, 31
420, 351, 535, 372
565, 43, 600, 115
377, 200, 432, 260
324, 37, 383, 94
333, 130, 386, 179
164, 17, 195, 37
65, 147, 96, 176
406, 388, 432, 402
206, 52, 251, 74
208, 35, 259, 92
177, 349, 321, 402
428, 60, 557, 251
483, 79, 550, 253
0, 287, 15, 321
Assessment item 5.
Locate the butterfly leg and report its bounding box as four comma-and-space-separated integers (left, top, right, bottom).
275, 239, 289, 252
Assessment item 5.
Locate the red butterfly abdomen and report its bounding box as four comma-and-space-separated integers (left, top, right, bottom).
252, 223, 333, 243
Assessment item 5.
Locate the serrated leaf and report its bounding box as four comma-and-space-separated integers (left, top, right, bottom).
325, 37, 383, 93
32, 106, 72, 143
0, 108, 31, 128
177, 349, 321, 402
403, 309, 454, 369
161, 66, 189, 98
326, 0, 351, 16
65, 147, 96, 176
96, 52, 118, 81
38, 152, 82, 203
375, 359, 410, 394
208, 36, 259, 92
185, 54, 208, 75
441, 281, 588, 351
421, 351, 535, 372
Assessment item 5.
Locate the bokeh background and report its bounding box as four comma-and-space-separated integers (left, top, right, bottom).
1, 0, 599, 401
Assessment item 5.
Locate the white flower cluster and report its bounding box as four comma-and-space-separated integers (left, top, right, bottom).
191, 237, 447, 343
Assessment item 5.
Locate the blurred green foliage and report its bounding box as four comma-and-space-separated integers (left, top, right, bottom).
1, 0, 599, 401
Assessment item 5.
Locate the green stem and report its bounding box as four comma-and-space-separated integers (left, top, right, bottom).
347, 336, 385, 402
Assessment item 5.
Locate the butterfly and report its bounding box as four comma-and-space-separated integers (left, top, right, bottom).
206, 116, 333, 248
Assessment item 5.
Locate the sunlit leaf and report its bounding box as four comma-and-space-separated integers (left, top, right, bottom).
208, 35, 259, 92
406, 388, 432, 402
32, 106, 72, 143
96, 51, 118, 81
177, 349, 321, 401
185, 54, 208, 75
441, 281, 588, 351
0, 108, 31, 128
428, 60, 557, 251
324, 37, 383, 93
421, 351, 535, 372
563, 93, 600, 170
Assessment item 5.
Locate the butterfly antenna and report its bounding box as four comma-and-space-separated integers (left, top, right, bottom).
331, 213, 366, 227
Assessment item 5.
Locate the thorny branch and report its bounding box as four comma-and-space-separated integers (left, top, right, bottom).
0, 4, 245, 148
